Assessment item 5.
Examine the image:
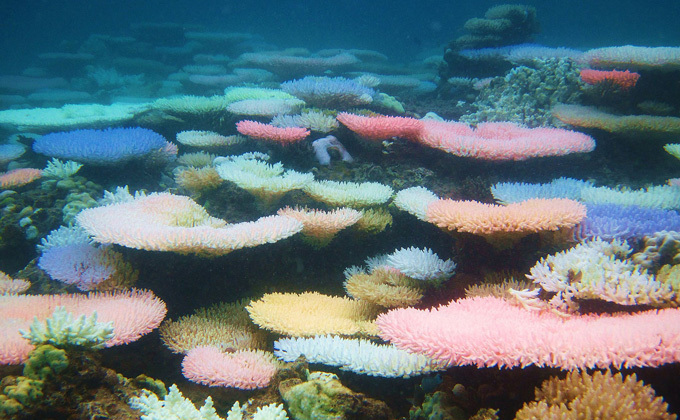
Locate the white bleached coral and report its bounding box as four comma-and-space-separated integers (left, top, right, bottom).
274, 335, 448, 378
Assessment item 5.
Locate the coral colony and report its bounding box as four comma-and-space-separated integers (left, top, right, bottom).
1, 3, 680, 419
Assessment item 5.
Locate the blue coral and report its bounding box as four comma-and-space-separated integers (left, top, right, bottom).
491, 177, 593, 204
33, 127, 167, 165
575, 204, 680, 241
281, 76, 375, 108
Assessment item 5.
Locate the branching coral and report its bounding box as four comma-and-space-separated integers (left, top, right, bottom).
514, 370, 676, 420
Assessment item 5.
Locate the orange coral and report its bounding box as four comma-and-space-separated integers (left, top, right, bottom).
277, 206, 361, 247
0, 168, 42, 188
425, 198, 585, 247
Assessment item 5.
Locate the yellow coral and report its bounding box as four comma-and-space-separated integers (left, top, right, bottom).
175, 167, 223, 193
246, 292, 379, 337
354, 208, 393, 234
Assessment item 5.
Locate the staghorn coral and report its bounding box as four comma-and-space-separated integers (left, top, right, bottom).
521, 238, 679, 313
20, 307, 114, 349
246, 292, 379, 337
514, 370, 676, 420
159, 300, 267, 354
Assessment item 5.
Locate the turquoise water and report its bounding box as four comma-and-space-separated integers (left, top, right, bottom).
0, 2, 679, 419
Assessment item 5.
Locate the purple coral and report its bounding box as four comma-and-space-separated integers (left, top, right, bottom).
38, 244, 116, 290
574, 204, 680, 241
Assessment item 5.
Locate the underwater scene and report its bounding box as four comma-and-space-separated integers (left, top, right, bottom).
1, 0, 680, 419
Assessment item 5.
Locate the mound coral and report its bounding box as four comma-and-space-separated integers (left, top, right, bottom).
33, 127, 169, 165
246, 292, 379, 336
376, 296, 680, 369
0, 289, 166, 364
182, 346, 279, 389
76, 192, 303, 255
236, 120, 310, 144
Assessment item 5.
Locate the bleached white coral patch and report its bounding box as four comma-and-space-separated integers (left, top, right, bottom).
386, 247, 456, 282
274, 335, 448, 378
393, 186, 439, 220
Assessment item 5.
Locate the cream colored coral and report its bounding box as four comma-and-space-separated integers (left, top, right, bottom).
160, 300, 267, 354
215, 155, 313, 206
246, 292, 379, 337
515, 370, 676, 420
0, 271, 30, 295
277, 206, 361, 247
304, 180, 393, 207
525, 238, 678, 313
